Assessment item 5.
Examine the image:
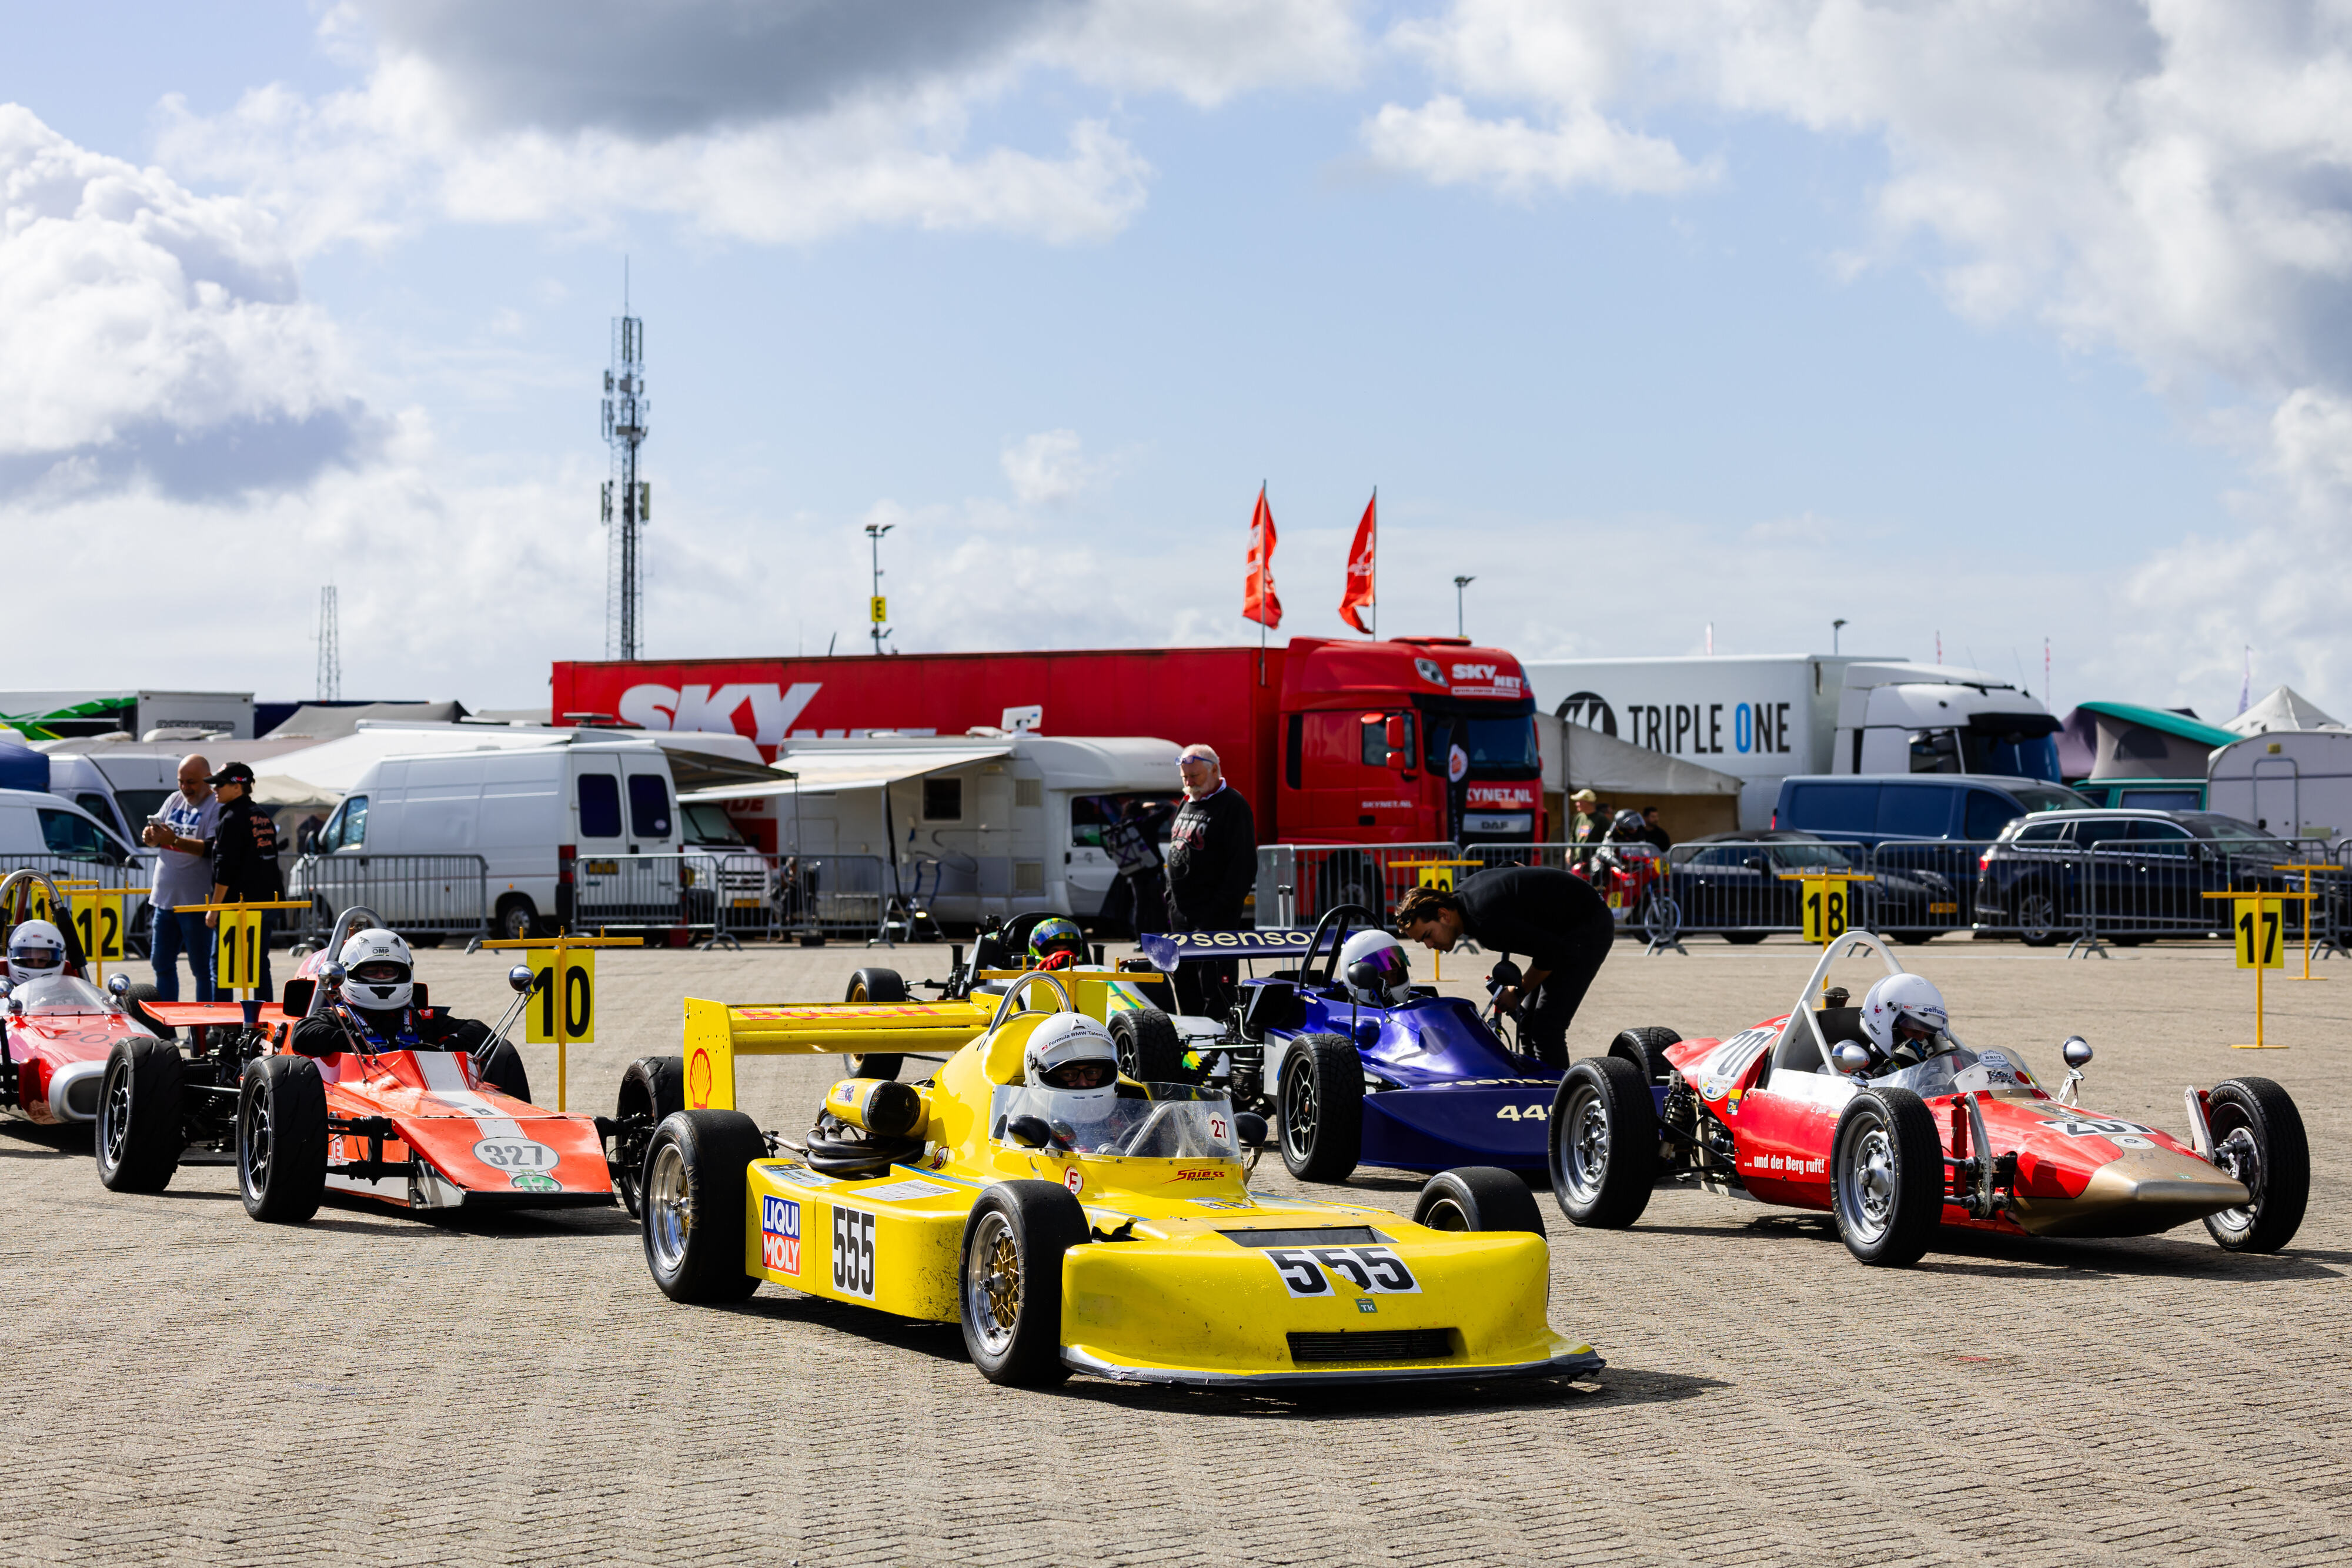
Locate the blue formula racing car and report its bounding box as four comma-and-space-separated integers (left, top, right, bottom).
1135, 907, 1560, 1184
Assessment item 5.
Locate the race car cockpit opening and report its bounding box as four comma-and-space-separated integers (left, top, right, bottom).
990, 1082, 1244, 1161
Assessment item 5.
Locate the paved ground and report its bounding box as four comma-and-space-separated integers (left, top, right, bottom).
2, 933, 2347, 1567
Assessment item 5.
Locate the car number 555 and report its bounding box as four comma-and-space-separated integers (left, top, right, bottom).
831, 1206, 877, 1300
1264, 1245, 1420, 1298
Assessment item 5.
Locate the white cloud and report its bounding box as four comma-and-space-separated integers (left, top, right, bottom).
1364, 0, 2352, 712
1362, 93, 1708, 195
0, 105, 368, 497
1001, 429, 1101, 504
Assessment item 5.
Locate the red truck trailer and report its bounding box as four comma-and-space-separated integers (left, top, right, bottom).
551, 637, 1543, 852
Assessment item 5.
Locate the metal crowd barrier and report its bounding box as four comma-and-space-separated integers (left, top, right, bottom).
285, 853, 490, 946
2, 855, 153, 954
679, 851, 896, 946
1254, 841, 1461, 928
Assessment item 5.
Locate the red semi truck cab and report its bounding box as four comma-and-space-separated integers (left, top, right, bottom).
551, 637, 1542, 848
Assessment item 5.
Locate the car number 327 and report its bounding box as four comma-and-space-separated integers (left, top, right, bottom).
831, 1206, 877, 1300
1265, 1246, 1421, 1298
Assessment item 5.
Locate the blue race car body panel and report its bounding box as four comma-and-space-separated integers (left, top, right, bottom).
1268, 988, 1558, 1172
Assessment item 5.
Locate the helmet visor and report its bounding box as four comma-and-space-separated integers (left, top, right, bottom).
1041, 1059, 1115, 1090
9, 941, 62, 969
352, 960, 409, 987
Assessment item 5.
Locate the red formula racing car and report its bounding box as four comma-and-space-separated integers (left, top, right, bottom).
1547, 930, 2308, 1265
96, 906, 624, 1222
0, 872, 173, 1132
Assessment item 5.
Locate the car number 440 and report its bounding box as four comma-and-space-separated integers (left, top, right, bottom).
1264, 1245, 1421, 1298
1495, 1103, 1549, 1121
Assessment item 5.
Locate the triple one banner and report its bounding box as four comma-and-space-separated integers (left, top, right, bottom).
1241, 487, 1378, 633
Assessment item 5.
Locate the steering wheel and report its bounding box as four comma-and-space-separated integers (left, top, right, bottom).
985, 969, 1077, 1034
1304, 902, 1379, 990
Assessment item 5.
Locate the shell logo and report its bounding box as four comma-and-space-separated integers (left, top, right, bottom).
687, 1048, 714, 1109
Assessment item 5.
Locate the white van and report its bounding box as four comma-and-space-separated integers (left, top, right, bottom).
296, 740, 684, 939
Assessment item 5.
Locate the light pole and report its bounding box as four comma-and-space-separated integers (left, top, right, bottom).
867, 523, 893, 654
1832, 618, 1847, 656
1453, 575, 1475, 638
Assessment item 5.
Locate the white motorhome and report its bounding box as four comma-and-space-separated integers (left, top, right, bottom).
2209, 730, 2352, 842
686, 733, 1183, 926
1522, 655, 2060, 829
296, 739, 689, 938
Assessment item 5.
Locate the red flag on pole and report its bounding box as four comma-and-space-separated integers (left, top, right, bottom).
1339, 490, 1376, 634
1243, 484, 1282, 629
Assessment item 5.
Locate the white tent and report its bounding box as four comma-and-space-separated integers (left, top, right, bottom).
250, 722, 774, 809
2223, 685, 2343, 736
1537, 715, 1744, 840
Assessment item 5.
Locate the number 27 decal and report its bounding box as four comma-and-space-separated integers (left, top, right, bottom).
1264, 1246, 1420, 1298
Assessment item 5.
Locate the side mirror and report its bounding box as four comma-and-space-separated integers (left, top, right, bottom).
1384, 749, 1408, 771
1234, 1111, 1268, 1147
1007, 1114, 1054, 1149
2061, 1036, 2093, 1069
320, 961, 348, 989
107, 974, 131, 999
1833, 1043, 1874, 1076
1743, 854, 1768, 872
508, 964, 538, 994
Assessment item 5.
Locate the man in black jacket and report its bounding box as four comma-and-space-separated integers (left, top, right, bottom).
203, 761, 282, 1025
1395, 865, 1616, 1065
1164, 744, 1255, 1012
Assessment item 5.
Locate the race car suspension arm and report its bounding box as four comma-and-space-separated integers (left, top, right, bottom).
1945, 1093, 2017, 1219
326, 1114, 409, 1182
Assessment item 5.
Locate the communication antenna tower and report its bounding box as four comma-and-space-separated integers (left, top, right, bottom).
315, 585, 341, 701
601, 265, 650, 659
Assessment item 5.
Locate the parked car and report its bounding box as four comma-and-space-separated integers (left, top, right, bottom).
1773, 774, 2090, 847
1665, 831, 1956, 944
295, 739, 685, 940
1974, 809, 2305, 946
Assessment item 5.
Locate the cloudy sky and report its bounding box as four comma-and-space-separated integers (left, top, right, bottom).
6, 1, 2350, 718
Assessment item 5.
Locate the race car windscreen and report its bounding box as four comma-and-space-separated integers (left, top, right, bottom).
991, 1082, 1242, 1161
10, 975, 115, 1015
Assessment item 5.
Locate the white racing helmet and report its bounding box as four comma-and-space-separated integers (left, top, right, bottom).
1340, 928, 1413, 1007
6, 920, 67, 985
1022, 1012, 1120, 1117
338, 928, 415, 1012
1860, 973, 1949, 1065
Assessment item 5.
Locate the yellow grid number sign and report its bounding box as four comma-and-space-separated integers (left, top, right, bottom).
529, 948, 597, 1045
1800, 877, 1855, 945
70, 894, 128, 962
215, 907, 265, 992
2234, 897, 2285, 970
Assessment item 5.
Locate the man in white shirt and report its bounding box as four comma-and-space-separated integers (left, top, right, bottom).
141, 754, 223, 1004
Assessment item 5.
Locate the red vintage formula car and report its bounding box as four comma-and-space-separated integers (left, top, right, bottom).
0, 872, 180, 1131
1548, 930, 2307, 1265
96, 905, 623, 1222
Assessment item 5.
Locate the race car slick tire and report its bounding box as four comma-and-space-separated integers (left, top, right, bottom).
1109, 1006, 1192, 1085
1830, 1088, 1942, 1267
1415, 1166, 1546, 1236
1278, 1033, 1363, 1184
1606, 1027, 1683, 1086
474, 1039, 532, 1104
958, 1181, 1087, 1387
642, 1111, 764, 1305
96, 1037, 185, 1193
842, 968, 909, 1082
613, 1055, 687, 1221
122, 982, 172, 1041
238, 1055, 328, 1224
2203, 1077, 2308, 1253
1549, 1057, 1657, 1229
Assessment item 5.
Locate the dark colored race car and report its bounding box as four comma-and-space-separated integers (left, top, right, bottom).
1136, 907, 1561, 1183
1546, 929, 2307, 1265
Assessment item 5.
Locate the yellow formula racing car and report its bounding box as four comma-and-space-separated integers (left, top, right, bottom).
634, 972, 1604, 1389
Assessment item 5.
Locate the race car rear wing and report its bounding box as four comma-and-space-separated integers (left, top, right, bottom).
1136, 928, 1341, 968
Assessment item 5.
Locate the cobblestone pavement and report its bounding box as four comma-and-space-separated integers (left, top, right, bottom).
2, 935, 2347, 1566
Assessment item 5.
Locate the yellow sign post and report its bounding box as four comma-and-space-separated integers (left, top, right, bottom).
2273, 864, 2338, 981
2203, 891, 2298, 1049
179, 898, 315, 1001
870, 596, 887, 626
1781, 872, 1876, 945
1391, 858, 1482, 980
65, 885, 142, 987
479, 930, 643, 1109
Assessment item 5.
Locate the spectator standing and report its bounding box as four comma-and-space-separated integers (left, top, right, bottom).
203, 762, 282, 1025
1641, 807, 1673, 852
1395, 865, 1615, 1066
1164, 745, 1255, 1014
1568, 788, 1607, 865
140, 754, 222, 1012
